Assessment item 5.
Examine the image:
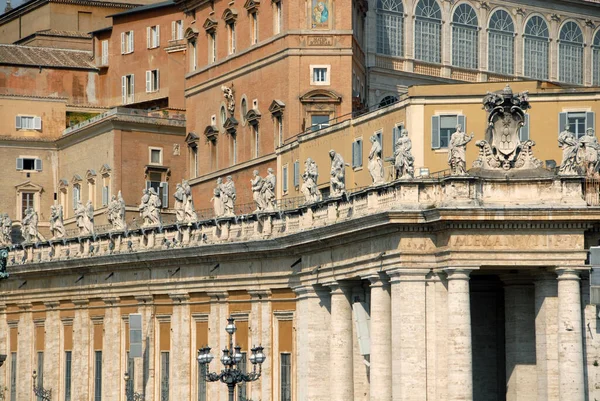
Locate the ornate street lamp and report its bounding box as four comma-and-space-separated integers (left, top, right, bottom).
197, 316, 266, 401
124, 372, 144, 401
32, 370, 51, 401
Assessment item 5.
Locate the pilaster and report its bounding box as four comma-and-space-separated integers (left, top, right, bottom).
534, 273, 559, 401
102, 297, 120, 401
169, 293, 191, 401
17, 303, 33, 401
207, 291, 229, 401
135, 295, 154, 401
248, 289, 271, 401
43, 301, 60, 400
366, 272, 391, 401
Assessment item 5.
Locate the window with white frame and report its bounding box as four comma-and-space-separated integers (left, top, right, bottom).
121, 30, 134, 54
15, 115, 41, 130
147, 25, 160, 48
593, 30, 600, 86
102, 175, 110, 206
190, 40, 198, 71
414, 0, 442, 64
311, 114, 329, 131
232, 134, 237, 164
559, 111, 595, 139
149, 147, 163, 165
122, 74, 134, 104
488, 10, 515, 75
274, 0, 283, 34
431, 114, 466, 149
282, 165, 288, 193
172, 20, 184, 40
392, 124, 404, 156
72, 183, 81, 210
146, 69, 160, 92
227, 22, 236, 54
352, 138, 363, 168
376, 0, 404, 57
161, 352, 169, 401
310, 65, 330, 85
280, 353, 292, 401
101, 40, 108, 65
293, 160, 300, 187
277, 115, 283, 146
451, 3, 478, 69
253, 124, 260, 158
146, 172, 169, 208
21, 192, 34, 219
559, 21, 584, 85
209, 32, 217, 63
16, 157, 42, 172
251, 12, 258, 44
524, 16, 549, 80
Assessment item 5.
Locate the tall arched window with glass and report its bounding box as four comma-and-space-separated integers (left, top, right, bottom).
376, 0, 404, 57
523, 16, 549, 80
592, 30, 600, 85
488, 10, 514, 75
414, 0, 442, 63
559, 22, 584, 85
451, 3, 478, 69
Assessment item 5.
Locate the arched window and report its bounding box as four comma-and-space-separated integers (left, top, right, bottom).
523, 16, 549, 80
593, 30, 600, 85
451, 3, 478, 69
559, 22, 584, 84
376, 0, 404, 57
414, 0, 442, 63
488, 9, 514, 75
379, 95, 398, 108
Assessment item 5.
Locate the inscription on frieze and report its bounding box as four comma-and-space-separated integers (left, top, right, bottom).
449, 234, 583, 250
308, 36, 333, 46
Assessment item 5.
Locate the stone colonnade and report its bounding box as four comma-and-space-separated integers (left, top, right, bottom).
293, 267, 587, 401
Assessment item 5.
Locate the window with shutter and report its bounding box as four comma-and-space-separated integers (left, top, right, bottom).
293, 161, 300, 187
147, 27, 151, 48
121, 32, 125, 54
34, 159, 42, 171
102, 186, 109, 206
457, 115, 466, 133
519, 114, 530, 141
431, 116, 441, 149
33, 117, 42, 130
352, 139, 363, 168
129, 30, 134, 52
160, 182, 168, 208
586, 111, 595, 132
146, 71, 151, 92
559, 112, 567, 136
15, 116, 21, 129
16, 158, 23, 171
122, 76, 127, 104
282, 166, 288, 193
172, 21, 176, 40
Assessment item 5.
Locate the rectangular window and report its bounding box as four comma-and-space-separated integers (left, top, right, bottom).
36, 352, 44, 401
10, 352, 16, 401
65, 351, 72, 401
191, 40, 197, 71
275, 0, 282, 34
101, 40, 108, 65
431, 115, 465, 149
277, 116, 283, 146
122, 74, 134, 104
280, 353, 292, 401
251, 13, 258, 44
352, 138, 363, 168
146, 174, 169, 209
147, 25, 160, 48
310, 114, 329, 131
172, 20, 184, 40
228, 23, 236, 54
150, 148, 162, 164
560, 111, 595, 139
16, 157, 42, 171
254, 125, 259, 158
313, 68, 327, 83
282, 165, 288, 193
293, 160, 300, 187
121, 30, 134, 54
237, 353, 247, 401
209, 32, 217, 63
21, 192, 34, 220
16, 115, 41, 130
146, 69, 160, 92
161, 352, 170, 401
72, 184, 81, 210
198, 362, 207, 401
94, 351, 102, 401
392, 124, 404, 156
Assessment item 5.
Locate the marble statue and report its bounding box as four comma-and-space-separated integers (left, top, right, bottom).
393, 129, 415, 179
174, 183, 186, 223
211, 178, 225, 217
448, 125, 474, 176
75, 200, 94, 236
301, 158, 321, 204
558, 125, 579, 175
221, 85, 235, 115
578, 127, 600, 176
262, 168, 277, 210
223, 176, 236, 216
182, 180, 198, 223
139, 188, 162, 227
251, 170, 266, 211
329, 149, 346, 197
473, 85, 541, 171
107, 191, 126, 230
22, 208, 38, 242
0, 214, 11, 246
368, 135, 385, 185
49, 204, 66, 239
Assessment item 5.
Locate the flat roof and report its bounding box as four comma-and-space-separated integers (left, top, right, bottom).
107, 0, 174, 17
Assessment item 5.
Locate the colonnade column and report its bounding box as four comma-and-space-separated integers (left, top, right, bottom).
248, 290, 271, 401
169, 293, 191, 401
556, 268, 585, 401
444, 268, 473, 401
388, 269, 428, 401
72, 299, 91, 401
17, 303, 33, 401
101, 297, 120, 401
327, 282, 354, 401
207, 291, 228, 401
135, 295, 154, 401
534, 274, 559, 401
43, 301, 60, 399
367, 273, 391, 401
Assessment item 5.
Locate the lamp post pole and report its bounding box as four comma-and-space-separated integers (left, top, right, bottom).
124, 372, 144, 401
197, 316, 266, 401
32, 370, 51, 401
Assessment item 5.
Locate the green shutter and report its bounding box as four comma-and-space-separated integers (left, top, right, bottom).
431, 116, 440, 149
559, 112, 568, 136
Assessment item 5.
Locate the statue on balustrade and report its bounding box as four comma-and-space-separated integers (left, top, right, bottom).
107, 191, 127, 230
578, 127, 600, 176
368, 134, 385, 185
558, 125, 579, 175
262, 168, 277, 210
139, 188, 162, 227
223, 176, 236, 216
75, 200, 94, 236
211, 178, 225, 217
182, 180, 198, 223
0, 214, 12, 246
49, 205, 66, 239
393, 129, 415, 179
301, 158, 321, 204
448, 125, 474, 176
22, 208, 39, 243
174, 183, 186, 223
329, 149, 346, 197
251, 170, 266, 212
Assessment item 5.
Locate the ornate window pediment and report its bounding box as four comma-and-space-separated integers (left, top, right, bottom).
223, 8, 238, 23
246, 109, 262, 126
244, 0, 260, 13
15, 180, 43, 192
86, 169, 97, 181
203, 17, 218, 33
185, 27, 199, 41
299, 89, 342, 104
204, 125, 219, 142
223, 116, 239, 135
186, 132, 200, 148
58, 179, 68, 190
269, 99, 286, 117
99, 164, 111, 177
71, 174, 83, 184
